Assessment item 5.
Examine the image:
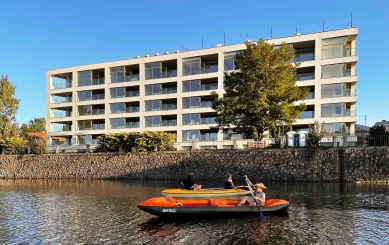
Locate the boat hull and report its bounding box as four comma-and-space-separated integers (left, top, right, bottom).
137, 197, 289, 218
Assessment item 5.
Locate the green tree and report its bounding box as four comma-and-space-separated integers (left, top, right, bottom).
29, 135, 47, 154
211, 40, 309, 140
20, 117, 46, 138
367, 125, 389, 146
0, 76, 20, 152
133, 131, 176, 152
307, 121, 325, 148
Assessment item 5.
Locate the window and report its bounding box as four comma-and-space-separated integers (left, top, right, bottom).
145, 84, 161, 95
78, 105, 91, 116
203, 60, 218, 73
145, 100, 161, 111
77, 120, 92, 130
323, 123, 346, 136
321, 103, 344, 117
182, 114, 200, 125
201, 82, 218, 91
321, 37, 346, 59
182, 57, 201, 76
110, 67, 125, 83
182, 80, 200, 92
110, 118, 125, 129
182, 130, 199, 141
145, 116, 161, 127
321, 64, 345, 78
78, 71, 91, 87
77, 135, 91, 145
200, 132, 218, 141
182, 97, 200, 108
110, 87, 125, 98
145, 62, 161, 80
321, 84, 345, 98
224, 52, 237, 71
77, 91, 91, 101
110, 103, 125, 114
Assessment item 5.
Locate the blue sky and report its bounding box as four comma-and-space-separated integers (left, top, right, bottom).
0, 0, 388, 127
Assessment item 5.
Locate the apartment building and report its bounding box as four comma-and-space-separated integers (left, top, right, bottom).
46, 27, 358, 152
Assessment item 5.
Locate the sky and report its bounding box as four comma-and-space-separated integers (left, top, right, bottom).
0, 0, 388, 127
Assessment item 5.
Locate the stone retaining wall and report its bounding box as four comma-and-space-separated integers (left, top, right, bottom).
0, 147, 388, 182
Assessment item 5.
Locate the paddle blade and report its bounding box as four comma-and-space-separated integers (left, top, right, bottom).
259, 212, 265, 219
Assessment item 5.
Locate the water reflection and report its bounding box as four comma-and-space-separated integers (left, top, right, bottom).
0, 179, 388, 244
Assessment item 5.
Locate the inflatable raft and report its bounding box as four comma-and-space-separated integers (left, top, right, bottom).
161, 186, 251, 198
137, 196, 289, 218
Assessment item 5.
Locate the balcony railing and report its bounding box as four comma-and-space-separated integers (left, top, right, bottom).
92, 124, 105, 130
92, 109, 105, 115
321, 47, 357, 59
52, 126, 72, 132
322, 110, 356, 117
298, 111, 314, 119
345, 88, 356, 97
126, 122, 140, 128
52, 83, 72, 90
126, 91, 140, 97
162, 70, 177, 78
52, 112, 71, 118
52, 97, 72, 104
200, 101, 213, 108
126, 107, 140, 113
162, 120, 177, 126
92, 94, 105, 100
161, 104, 177, 110
126, 74, 140, 82
162, 87, 177, 94
294, 53, 314, 62
92, 78, 104, 85
200, 117, 217, 124
296, 72, 315, 81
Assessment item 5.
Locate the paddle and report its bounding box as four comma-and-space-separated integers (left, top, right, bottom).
244, 175, 265, 219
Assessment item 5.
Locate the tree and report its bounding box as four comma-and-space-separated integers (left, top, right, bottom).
211, 40, 309, 140
20, 117, 46, 138
29, 135, 47, 154
133, 131, 176, 152
0, 76, 20, 152
367, 125, 389, 146
306, 121, 325, 148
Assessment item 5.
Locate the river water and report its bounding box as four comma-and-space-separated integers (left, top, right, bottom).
0, 179, 388, 244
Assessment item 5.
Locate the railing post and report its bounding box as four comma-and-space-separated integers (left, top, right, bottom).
333, 136, 337, 147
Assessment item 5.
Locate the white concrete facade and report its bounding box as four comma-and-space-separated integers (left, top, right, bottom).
46, 27, 358, 152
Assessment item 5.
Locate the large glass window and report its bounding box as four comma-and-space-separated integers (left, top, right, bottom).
224, 52, 237, 71
321, 84, 345, 98
182, 130, 200, 141
110, 67, 125, 83
182, 114, 200, 125
203, 60, 218, 73
145, 84, 161, 95
145, 116, 161, 127
182, 80, 200, 92
77, 120, 92, 130
145, 100, 161, 111
182, 97, 200, 108
77, 91, 91, 101
78, 105, 92, 116
323, 123, 346, 136
321, 37, 346, 59
321, 64, 345, 78
321, 103, 344, 117
110, 87, 125, 98
110, 103, 125, 114
110, 118, 125, 129
78, 71, 91, 87
200, 132, 218, 141
77, 135, 91, 145
145, 62, 161, 80
182, 57, 201, 76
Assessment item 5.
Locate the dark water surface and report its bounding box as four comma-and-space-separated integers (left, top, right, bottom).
0, 179, 388, 244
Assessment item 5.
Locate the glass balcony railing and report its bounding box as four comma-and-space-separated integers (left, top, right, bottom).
92, 78, 104, 85
345, 88, 356, 97
126, 91, 140, 97
162, 87, 177, 94
294, 53, 314, 62
126, 107, 140, 113
126, 74, 140, 82
92, 109, 105, 115
199, 135, 218, 141
298, 111, 314, 119
52, 126, 72, 132
52, 83, 72, 90
161, 104, 177, 110
92, 94, 105, 100
200, 117, 217, 124
52, 112, 71, 118
92, 139, 99, 145
126, 122, 140, 128
162, 120, 177, 126
200, 101, 213, 108
345, 69, 357, 77
322, 47, 357, 59
52, 97, 72, 104
296, 72, 314, 81
92, 124, 105, 130
162, 70, 177, 78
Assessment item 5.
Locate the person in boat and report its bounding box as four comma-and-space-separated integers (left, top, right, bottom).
181, 172, 202, 190
224, 173, 234, 189
237, 183, 266, 206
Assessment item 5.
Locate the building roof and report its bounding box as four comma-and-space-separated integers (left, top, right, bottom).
355, 124, 370, 132
374, 120, 389, 126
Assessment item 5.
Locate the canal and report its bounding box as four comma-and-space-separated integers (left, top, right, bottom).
0, 179, 388, 244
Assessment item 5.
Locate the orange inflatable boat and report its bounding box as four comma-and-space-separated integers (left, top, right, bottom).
137, 196, 289, 217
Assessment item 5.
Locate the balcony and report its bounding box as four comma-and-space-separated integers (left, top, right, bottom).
52, 82, 72, 90
294, 53, 314, 63
322, 46, 357, 60
200, 101, 213, 108
298, 111, 314, 119
161, 103, 177, 111
200, 117, 217, 124
52, 73, 72, 90
126, 121, 140, 128
126, 106, 140, 113
296, 72, 315, 81
92, 109, 105, 115
126, 90, 140, 97
162, 119, 177, 126
52, 95, 72, 104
